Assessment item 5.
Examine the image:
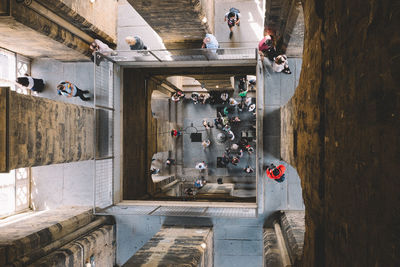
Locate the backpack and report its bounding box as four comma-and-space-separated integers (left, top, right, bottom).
229, 7, 240, 14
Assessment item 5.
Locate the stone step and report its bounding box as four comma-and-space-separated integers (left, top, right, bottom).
0, 207, 94, 266
264, 228, 284, 267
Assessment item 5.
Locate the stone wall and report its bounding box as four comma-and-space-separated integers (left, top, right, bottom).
0, 0, 117, 61
0, 207, 115, 266
281, 0, 399, 266
122, 226, 213, 267
0, 88, 94, 172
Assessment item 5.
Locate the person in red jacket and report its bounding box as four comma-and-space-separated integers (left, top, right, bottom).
266, 164, 286, 183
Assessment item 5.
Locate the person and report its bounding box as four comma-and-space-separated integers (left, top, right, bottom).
221, 153, 230, 166
191, 92, 199, 104
57, 81, 90, 101
237, 101, 244, 112
202, 139, 211, 149
227, 130, 235, 141
231, 143, 239, 151
238, 77, 246, 92
125, 36, 147, 50
150, 167, 160, 175
89, 39, 114, 65
258, 35, 278, 60
195, 161, 207, 170
16, 75, 45, 92
237, 149, 244, 158
224, 7, 241, 39
171, 129, 182, 137
248, 79, 256, 91
249, 103, 256, 112
273, 55, 291, 74
246, 144, 255, 154
239, 90, 248, 99
222, 124, 231, 133
220, 92, 229, 103
229, 98, 239, 106
266, 163, 286, 182
171, 91, 185, 102
230, 116, 241, 123
203, 119, 213, 129
185, 187, 194, 196
194, 177, 207, 188
202, 33, 219, 54
165, 158, 175, 166
244, 97, 252, 107
199, 93, 210, 104
243, 165, 254, 173
231, 156, 240, 166
258, 35, 272, 56
214, 116, 223, 129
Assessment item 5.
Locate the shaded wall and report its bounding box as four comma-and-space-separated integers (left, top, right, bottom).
122, 226, 213, 267
123, 70, 177, 199
0, 88, 93, 172
281, 0, 399, 266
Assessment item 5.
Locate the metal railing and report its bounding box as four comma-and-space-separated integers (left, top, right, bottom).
101, 47, 258, 64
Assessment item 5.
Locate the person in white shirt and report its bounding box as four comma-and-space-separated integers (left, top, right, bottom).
195, 161, 207, 170
272, 55, 291, 74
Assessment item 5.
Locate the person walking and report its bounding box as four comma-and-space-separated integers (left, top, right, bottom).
57, 81, 90, 101
266, 164, 286, 182
16, 75, 45, 92
125, 36, 147, 50
202, 139, 211, 149
224, 7, 241, 39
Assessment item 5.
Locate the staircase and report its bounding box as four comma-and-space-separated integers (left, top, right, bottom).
264, 210, 305, 267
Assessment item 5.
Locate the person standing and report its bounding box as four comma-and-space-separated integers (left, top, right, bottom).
224, 7, 241, 39
202, 33, 219, 53
266, 164, 286, 182
57, 81, 90, 101
125, 36, 147, 50
89, 39, 114, 65
165, 158, 176, 166
195, 161, 207, 171
243, 166, 254, 173
16, 75, 45, 92
170, 129, 182, 137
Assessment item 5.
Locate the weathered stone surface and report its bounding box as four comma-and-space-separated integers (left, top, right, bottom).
0, 207, 93, 265
281, 0, 400, 266
279, 210, 305, 265
123, 226, 213, 267
0, 0, 116, 61
30, 224, 115, 267
0, 88, 94, 170
36, 0, 117, 45
127, 0, 214, 49
264, 228, 284, 267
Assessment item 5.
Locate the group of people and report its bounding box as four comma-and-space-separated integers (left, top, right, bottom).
258, 35, 291, 74
14, 74, 91, 102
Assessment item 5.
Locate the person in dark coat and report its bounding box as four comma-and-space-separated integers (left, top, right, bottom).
16, 75, 45, 92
